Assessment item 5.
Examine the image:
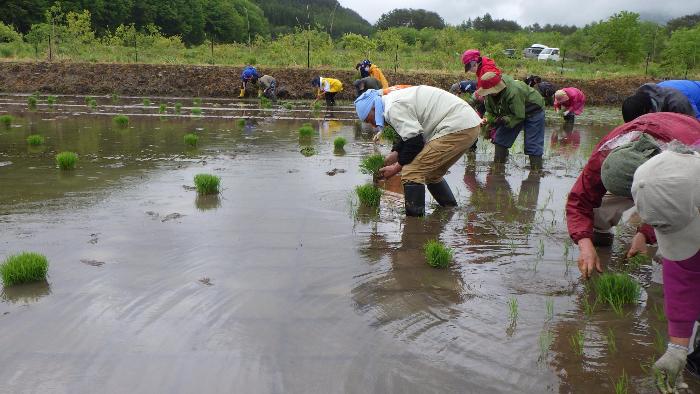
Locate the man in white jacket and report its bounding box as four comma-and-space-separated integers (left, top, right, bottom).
354, 86, 482, 216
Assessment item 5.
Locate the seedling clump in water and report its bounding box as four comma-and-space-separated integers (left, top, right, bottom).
1, 252, 49, 286
333, 137, 347, 150
46, 95, 57, 106
359, 154, 384, 176
56, 151, 78, 170
283, 102, 293, 110
27, 96, 38, 110
184, 133, 198, 147
424, 239, 453, 268
259, 96, 272, 109
159, 103, 167, 114
594, 272, 640, 315
355, 184, 382, 207
194, 174, 220, 195
298, 124, 314, 138
142, 98, 151, 106
0, 114, 13, 127
113, 115, 129, 128
26, 135, 45, 145
300, 146, 316, 156
237, 119, 246, 128
174, 102, 183, 114
381, 125, 399, 143
191, 107, 203, 116
193, 98, 203, 106
88, 98, 97, 110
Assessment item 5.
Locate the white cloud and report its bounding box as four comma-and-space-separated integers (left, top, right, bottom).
338, 0, 697, 26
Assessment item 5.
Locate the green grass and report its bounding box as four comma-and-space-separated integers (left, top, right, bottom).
259, 96, 272, 109
142, 98, 151, 106
359, 154, 385, 176
355, 184, 383, 207
237, 119, 246, 128
0, 252, 49, 286
174, 102, 182, 114
159, 103, 167, 114
27, 96, 37, 110
298, 123, 314, 138
381, 126, 399, 143
424, 239, 453, 269
46, 95, 57, 106
594, 273, 641, 315
55, 151, 78, 170
300, 146, 316, 157
193, 173, 220, 195
113, 115, 129, 127
333, 136, 347, 150
0, 114, 13, 127
184, 133, 198, 147
26, 135, 44, 145
569, 329, 585, 356
191, 107, 202, 115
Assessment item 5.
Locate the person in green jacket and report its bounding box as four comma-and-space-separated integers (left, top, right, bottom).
477, 72, 546, 169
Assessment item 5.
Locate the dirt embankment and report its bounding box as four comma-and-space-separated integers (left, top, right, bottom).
0, 61, 651, 106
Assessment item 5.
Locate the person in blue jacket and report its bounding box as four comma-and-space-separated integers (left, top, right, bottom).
239, 66, 260, 98
622, 80, 700, 122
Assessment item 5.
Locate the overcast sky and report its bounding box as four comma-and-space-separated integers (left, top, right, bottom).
339, 0, 698, 26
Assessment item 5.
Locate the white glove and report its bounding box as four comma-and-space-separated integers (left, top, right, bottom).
654, 343, 689, 393
563, 110, 570, 117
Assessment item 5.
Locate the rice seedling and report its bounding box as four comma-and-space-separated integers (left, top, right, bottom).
333, 136, 347, 150
606, 327, 617, 354
55, 151, 78, 170
569, 329, 585, 356
159, 103, 167, 114
359, 153, 385, 176
424, 239, 453, 268
27, 96, 37, 110
381, 125, 399, 143
626, 253, 651, 271
183, 133, 198, 147
142, 98, 151, 106
507, 296, 519, 323
193, 97, 202, 106
651, 302, 667, 322
355, 184, 383, 208
283, 102, 293, 110
0, 252, 49, 286
0, 114, 13, 127
237, 119, 246, 128
593, 273, 641, 315
613, 370, 628, 394
46, 95, 57, 106
545, 298, 554, 321
539, 329, 554, 361
111, 93, 119, 103
259, 96, 272, 109
26, 135, 44, 145
174, 102, 183, 114
653, 328, 666, 355
300, 146, 316, 157
312, 101, 322, 112
193, 173, 220, 195
113, 115, 129, 127
298, 123, 314, 138
191, 107, 202, 116
88, 98, 97, 110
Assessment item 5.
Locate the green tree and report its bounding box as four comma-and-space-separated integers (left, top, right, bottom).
591, 11, 643, 64
375, 8, 445, 30
662, 26, 700, 76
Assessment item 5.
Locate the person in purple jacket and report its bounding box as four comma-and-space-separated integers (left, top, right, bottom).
631, 149, 700, 392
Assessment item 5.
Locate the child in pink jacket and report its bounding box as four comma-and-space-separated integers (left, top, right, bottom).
554, 87, 585, 124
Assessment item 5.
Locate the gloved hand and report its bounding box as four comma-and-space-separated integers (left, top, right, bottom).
563, 110, 570, 117
655, 343, 689, 393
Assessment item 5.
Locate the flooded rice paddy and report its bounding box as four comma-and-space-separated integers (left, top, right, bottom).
0, 94, 697, 393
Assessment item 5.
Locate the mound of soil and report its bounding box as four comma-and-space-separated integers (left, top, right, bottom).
0, 61, 653, 106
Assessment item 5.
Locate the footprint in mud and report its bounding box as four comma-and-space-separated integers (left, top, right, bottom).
145, 211, 159, 219
287, 169, 300, 174
88, 233, 100, 244
198, 277, 213, 286
182, 185, 197, 191
161, 213, 185, 222
325, 168, 346, 176
80, 259, 105, 267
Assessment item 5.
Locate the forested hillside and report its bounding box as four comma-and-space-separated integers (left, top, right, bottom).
250, 0, 372, 37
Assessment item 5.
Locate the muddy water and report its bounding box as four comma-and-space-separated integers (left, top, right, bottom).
0, 97, 697, 393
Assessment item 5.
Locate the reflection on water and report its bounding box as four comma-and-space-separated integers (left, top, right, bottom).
1, 280, 51, 304
195, 194, 221, 211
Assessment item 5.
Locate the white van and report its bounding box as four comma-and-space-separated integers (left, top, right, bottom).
523, 44, 547, 59
538, 48, 561, 62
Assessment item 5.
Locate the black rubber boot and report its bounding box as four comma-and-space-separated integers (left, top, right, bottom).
494, 144, 509, 164
403, 182, 425, 217
529, 155, 543, 171
592, 231, 614, 247
427, 179, 457, 207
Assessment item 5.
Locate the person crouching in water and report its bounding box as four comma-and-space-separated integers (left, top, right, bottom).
554, 87, 586, 125
353, 77, 382, 98
311, 76, 343, 107
477, 72, 546, 169
354, 86, 482, 216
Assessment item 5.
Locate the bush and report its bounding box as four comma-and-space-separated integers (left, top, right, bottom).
183, 133, 198, 146
113, 115, 129, 127
299, 123, 314, 137
55, 151, 78, 170
194, 173, 220, 195
594, 273, 641, 314
424, 239, 453, 268
355, 184, 383, 207
26, 135, 45, 145
1, 252, 49, 286
0, 114, 12, 127
333, 136, 347, 150
359, 154, 385, 176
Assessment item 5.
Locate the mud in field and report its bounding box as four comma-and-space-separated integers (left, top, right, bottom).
0, 97, 697, 393
0, 61, 655, 106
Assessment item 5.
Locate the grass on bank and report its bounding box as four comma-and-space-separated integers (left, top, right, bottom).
194, 173, 220, 195
1, 252, 49, 286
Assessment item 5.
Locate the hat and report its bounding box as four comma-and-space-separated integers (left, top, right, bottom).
622, 92, 653, 122
554, 89, 569, 103
311, 77, 321, 87
601, 133, 661, 197
461, 49, 480, 65
354, 89, 384, 128
632, 151, 700, 261
476, 72, 506, 96
449, 83, 460, 95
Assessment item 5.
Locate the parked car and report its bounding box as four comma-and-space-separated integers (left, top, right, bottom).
503, 48, 516, 58
538, 47, 561, 62
523, 44, 547, 59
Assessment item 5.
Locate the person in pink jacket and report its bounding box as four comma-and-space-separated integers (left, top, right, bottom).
554, 88, 585, 124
